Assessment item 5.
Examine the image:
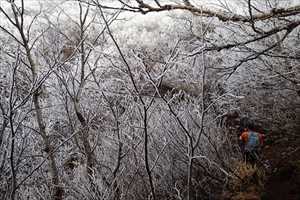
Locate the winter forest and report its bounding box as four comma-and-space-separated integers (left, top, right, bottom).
0, 0, 299, 199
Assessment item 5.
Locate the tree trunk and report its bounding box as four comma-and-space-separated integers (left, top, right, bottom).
74, 101, 96, 177
27, 47, 63, 200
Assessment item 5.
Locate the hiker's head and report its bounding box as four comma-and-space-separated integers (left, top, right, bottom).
239, 117, 259, 133
240, 117, 251, 130
246, 121, 255, 130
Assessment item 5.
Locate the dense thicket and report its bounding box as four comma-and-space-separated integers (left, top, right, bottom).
0, 0, 299, 200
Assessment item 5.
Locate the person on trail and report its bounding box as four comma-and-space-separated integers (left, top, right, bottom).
239, 121, 265, 164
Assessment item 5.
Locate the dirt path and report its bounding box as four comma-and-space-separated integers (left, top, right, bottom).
261, 134, 300, 200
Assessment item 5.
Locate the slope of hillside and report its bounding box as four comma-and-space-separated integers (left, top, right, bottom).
262, 133, 300, 200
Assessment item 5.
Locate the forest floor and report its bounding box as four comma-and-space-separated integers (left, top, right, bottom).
223, 131, 300, 200
261, 132, 300, 200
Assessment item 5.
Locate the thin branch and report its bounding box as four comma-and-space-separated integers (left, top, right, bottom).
226, 27, 294, 80
190, 20, 300, 55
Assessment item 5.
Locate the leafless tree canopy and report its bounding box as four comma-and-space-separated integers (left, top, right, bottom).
0, 0, 299, 200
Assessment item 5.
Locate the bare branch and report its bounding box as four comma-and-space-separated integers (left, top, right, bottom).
104, 1, 300, 22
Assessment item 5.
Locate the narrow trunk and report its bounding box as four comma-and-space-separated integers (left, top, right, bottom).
9, 115, 16, 200
27, 48, 63, 200
74, 102, 95, 177
143, 108, 156, 200
187, 145, 194, 200
33, 94, 63, 200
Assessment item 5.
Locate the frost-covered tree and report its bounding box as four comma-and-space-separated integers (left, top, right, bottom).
0, 0, 299, 200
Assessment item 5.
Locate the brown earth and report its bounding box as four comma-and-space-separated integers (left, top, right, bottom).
261, 133, 300, 200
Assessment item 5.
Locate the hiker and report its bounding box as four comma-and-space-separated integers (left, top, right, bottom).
239, 121, 265, 164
